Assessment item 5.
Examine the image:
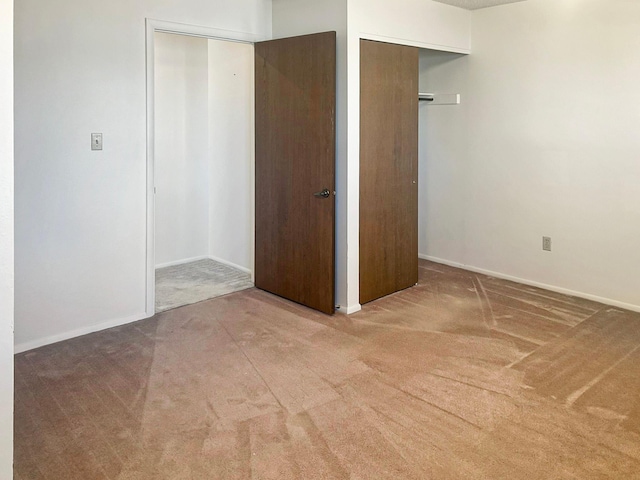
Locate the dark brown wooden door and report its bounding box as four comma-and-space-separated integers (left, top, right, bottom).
359, 39, 418, 304
255, 32, 336, 314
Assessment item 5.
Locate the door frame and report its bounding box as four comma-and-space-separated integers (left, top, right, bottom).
144, 19, 263, 317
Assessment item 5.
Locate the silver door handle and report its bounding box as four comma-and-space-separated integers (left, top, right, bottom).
313, 188, 331, 199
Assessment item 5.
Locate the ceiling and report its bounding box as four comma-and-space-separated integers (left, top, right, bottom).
433, 0, 527, 10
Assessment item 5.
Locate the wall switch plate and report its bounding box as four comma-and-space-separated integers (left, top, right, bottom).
91, 133, 103, 151
542, 236, 551, 251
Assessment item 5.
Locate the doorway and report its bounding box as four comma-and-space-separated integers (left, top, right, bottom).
146, 22, 338, 316
146, 22, 257, 315
154, 33, 254, 312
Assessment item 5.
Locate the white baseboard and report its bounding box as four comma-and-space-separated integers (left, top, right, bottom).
208, 255, 252, 275
17, 295, 340, 351
336, 303, 362, 315
28, 254, 634, 353
14, 311, 150, 354
155, 255, 210, 269
156, 255, 252, 275
17, 256, 254, 353
419, 254, 640, 314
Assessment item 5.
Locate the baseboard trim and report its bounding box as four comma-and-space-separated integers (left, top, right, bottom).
419, 254, 640, 314
155, 255, 210, 269
336, 303, 362, 315
29, 256, 635, 353
14, 311, 149, 354
17, 257, 254, 353
155, 255, 252, 275
208, 255, 252, 275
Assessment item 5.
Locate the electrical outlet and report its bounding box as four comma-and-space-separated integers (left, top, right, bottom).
542, 236, 551, 252
91, 133, 103, 151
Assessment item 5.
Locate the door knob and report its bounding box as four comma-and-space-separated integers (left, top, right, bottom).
313, 188, 331, 199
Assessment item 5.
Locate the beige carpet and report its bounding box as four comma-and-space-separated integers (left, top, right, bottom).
14, 260, 640, 479
155, 258, 253, 312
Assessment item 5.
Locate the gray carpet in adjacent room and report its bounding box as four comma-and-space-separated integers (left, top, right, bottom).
155, 258, 253, 312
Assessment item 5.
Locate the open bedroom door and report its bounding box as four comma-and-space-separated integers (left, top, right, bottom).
254, 32, 336, 314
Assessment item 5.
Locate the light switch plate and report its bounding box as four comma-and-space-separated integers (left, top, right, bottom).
91, 133, 103, 151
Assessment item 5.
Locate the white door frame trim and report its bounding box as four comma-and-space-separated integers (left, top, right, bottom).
144, 19, 262, 317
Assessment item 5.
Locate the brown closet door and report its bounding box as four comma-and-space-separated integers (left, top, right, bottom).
255, 32, 336, 314
360, 39, 418, 304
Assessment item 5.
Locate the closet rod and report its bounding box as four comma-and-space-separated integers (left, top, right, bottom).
418, 93, 461, 105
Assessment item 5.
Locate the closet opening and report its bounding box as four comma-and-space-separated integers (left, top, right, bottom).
417, 48, 467, 267
151, 29, 255, 313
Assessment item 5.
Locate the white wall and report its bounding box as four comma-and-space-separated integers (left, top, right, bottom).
14, 0, 271, 351
0, 0, 14, 474
208, 40, 254, 272
155, 33, 210, 267
421, 0, 640, 311
351, 0, 471, 52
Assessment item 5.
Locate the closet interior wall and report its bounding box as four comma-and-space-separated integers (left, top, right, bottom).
154, 33, 253, 273
417, 49, 469, 262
